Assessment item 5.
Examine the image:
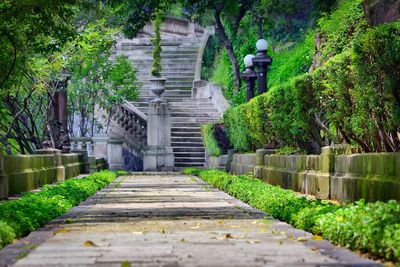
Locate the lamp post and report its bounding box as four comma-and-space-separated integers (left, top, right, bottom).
252, 39, 272, 95
240, 54, 257, 102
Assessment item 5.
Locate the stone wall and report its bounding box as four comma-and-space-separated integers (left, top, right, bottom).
331, 152, 400, 202
0, 152, 87, 198
220, 145, 400, 202
207, 155, 228, 170
230, 154, 257, 175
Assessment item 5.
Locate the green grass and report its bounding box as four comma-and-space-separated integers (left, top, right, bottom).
185, 168, 400, 263
0, 170, 119, 250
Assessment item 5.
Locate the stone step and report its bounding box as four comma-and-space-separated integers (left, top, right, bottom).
171, 131, 201, 138
174, 162, 205, 168
171, 127, 201, 133
171, 136, 202, 142
136, 76, 194, 82
116, 51, 198, 57
118, 46, 199, 52
175, 157, 205, 163
171, 142, 203, 147
173, 147, 205, 153
173, 152, 205, 158
131, 59, 196, 64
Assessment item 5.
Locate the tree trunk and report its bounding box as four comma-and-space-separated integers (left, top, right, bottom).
214, 10, 241, 93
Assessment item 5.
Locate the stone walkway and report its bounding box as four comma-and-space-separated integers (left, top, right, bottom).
0, 174, 379, 267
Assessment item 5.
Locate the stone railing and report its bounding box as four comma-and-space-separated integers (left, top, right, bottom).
70, 137, 94, 156
112, 102, 148, 149
141, 16, 204, 37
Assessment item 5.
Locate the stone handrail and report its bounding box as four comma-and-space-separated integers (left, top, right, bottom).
194, 26, 215, 81
192, 80, 229, 115
112, 101, 148, 148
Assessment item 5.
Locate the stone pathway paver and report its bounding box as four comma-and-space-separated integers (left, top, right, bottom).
0, 174, 380, 267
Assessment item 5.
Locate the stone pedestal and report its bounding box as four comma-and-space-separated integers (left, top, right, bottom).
143, 101, 174, 171
107, 138, 124, 170
36, 148, 65, 182
0, 154, 8, 199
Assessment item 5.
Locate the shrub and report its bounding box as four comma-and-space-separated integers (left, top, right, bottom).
191, 169, 400, 262
201, 123, 228, 157
222, 21, 400, 154
0, 170, 118, 250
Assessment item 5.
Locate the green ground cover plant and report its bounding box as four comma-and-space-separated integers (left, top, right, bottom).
183, 168, 400, 262
0, 170, 120, 249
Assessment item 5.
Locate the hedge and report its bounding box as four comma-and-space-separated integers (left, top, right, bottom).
0, 170, 120, 249
184, 168, 400, 262
220, 20, 400, 154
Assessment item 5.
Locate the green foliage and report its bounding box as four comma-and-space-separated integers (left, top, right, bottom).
151, 9, 163, 77
0, 170, 117, 250
268, 32, 315, 88
222, 20, 400, 153
201, 124, 222, 157
193, 169, 400, 262
223, 73, 323, 153
64, 19, 139, 136
120, 0, 170, 39
182, 168, 201, 175
317, 0, 367, 62
223, 106, 252, 152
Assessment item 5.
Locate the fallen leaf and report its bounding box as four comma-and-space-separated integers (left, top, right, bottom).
247, 240, 260, 244
230, 225, 241, 228
218, 220, 224, 225
296, 237, 308, 242
311, 235, 324, 241
54, 228, 70, 235
180, 238, 187, 243
311, 247, 318, 251
279, 240, 283, 245
83, 240, 96, 247
251, 220, 258, 225
121, 261, 131, 267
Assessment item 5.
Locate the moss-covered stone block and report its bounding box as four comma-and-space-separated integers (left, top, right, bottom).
331, 152, 400, 202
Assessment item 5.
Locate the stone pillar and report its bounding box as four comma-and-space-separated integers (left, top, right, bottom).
225, 149, 237, 172
70, 147, 90, 174
107, 138, 124, 170
36, 148, 65, 182
93, 134, 109, 160
188, 21, 195, 36
254, 148, 276, 179
0, 153, 8, 199
143, 101, 174, 171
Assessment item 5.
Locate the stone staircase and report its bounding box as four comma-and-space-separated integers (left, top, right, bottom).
113, 35, 222, 169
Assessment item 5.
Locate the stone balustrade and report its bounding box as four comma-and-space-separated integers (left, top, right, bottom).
70, 137, 94, 156
112, 103, 147, 149
140, 16, 204, 37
